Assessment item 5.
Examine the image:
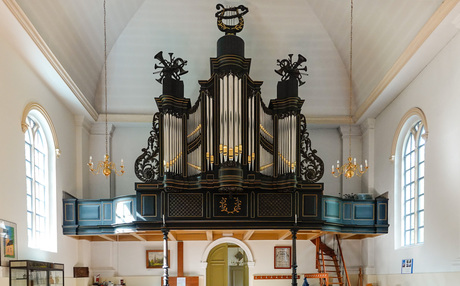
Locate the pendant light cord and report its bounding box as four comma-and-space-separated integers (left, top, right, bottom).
348, 0, 353, 158
104, 0, 108, 156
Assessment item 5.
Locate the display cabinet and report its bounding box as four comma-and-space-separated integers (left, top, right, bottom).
9, 260, 64, 286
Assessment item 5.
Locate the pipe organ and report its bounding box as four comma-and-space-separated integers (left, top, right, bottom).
135, 4, 324, 192
64, 5, 388, 262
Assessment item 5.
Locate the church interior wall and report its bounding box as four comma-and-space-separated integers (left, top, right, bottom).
2, 2, 460, 286
368, 20, 460, 285
0, 19, 90, 282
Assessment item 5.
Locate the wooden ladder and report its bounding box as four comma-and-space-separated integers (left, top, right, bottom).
311, 235, 351, 286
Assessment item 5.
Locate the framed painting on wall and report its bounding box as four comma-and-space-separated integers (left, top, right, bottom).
146, 250, 170, 269
0, 220, 17, 266
274, 246, 291, 269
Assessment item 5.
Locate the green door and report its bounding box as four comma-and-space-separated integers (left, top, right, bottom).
206, 244, 228, 286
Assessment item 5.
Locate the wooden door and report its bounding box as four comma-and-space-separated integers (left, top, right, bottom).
206, 244, 228, 286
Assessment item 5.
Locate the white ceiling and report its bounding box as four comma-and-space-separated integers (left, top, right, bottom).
11, 0, 460, 126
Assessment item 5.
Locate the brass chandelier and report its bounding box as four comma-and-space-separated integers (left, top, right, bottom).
88, 0, 124, 177
332, 0, 368, 179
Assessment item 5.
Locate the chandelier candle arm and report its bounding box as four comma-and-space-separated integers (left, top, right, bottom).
331, 157, 368, 179
88, 154, 125, 177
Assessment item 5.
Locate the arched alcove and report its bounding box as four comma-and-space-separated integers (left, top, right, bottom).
200, 237, 255, 268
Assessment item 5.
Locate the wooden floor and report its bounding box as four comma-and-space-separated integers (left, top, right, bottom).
69, 229, 383, 242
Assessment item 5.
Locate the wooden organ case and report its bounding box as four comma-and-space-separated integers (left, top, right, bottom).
134, 4, 325, 231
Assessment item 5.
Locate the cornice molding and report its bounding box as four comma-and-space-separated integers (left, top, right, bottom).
304, 115, 351, 126
354, 0, 460, 122
3, 0, 98, 121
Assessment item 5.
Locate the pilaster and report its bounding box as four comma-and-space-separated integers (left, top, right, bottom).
75, 115, 93, 199
361, 118, 375, 195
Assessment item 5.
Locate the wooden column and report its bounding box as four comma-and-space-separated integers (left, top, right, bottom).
162, 228, 170, 286
178, 241, 184, 277
291, 228, 298, 286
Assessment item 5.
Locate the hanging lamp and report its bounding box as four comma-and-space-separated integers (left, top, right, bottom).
332, 0, 368, 179
88, 0, 124, 177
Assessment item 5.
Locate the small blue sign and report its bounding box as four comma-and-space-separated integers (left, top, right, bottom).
401, 258, 413, 274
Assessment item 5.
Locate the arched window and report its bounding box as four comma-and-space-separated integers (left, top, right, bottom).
25, 115, 49, 246
392, 107, 427, 247
22, 104, 59, 251
401, 121, 425, 246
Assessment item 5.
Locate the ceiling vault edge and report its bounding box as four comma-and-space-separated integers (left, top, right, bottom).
3, 0, 98, 121
353, 0, 460, 123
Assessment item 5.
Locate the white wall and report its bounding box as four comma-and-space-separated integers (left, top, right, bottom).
369, 22, 460, 282
308, 128, 342, 196
112, 124, 153, 197
0, 5, 90, 279
89, 238, 363, 286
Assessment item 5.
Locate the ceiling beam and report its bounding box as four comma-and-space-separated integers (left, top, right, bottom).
131, 233, 147, 241
278, 231, 291, 240
243, 230, 254, 241
168, 232, 177, 241
98, 235, 116, 242
206, 231, 213, 241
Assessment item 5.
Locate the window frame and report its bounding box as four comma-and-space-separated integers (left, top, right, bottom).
401, 121, 425, 246
392, 108, 428, 249
22, 105, 58, 252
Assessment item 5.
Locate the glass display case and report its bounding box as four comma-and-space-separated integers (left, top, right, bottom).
10, 260, 64, 286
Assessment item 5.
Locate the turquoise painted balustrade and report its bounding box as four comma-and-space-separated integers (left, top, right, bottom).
63, 195, 137, 235
62, 192, 388, 236
322, 195, 388, 234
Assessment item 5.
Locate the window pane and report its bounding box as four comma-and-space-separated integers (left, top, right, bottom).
25, 142, 32, 161
27, 195, 32, 211
418, 227, 424, 243
405, 231, 410, 246
418, 194, 424, 210
405, 201, 411, 215
418, 162, 424, 178
419, 126, 426, 145
405, 171, 411, 186
26, 161, 32, 178
419, 145, 425, 162
418, 210, 424, 227
404, 185, 411, 201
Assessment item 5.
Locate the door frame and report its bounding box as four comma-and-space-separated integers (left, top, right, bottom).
201, 238, 255, 285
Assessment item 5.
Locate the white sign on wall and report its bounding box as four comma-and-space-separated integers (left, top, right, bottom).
401, 258, 413, 274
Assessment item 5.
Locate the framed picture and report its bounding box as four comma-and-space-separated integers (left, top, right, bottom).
274, 246, 291, 269
0, 220, 17, 266
146, 250, 170, 268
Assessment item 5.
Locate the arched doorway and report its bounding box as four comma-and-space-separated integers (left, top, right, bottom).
206, 243, 249, 286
